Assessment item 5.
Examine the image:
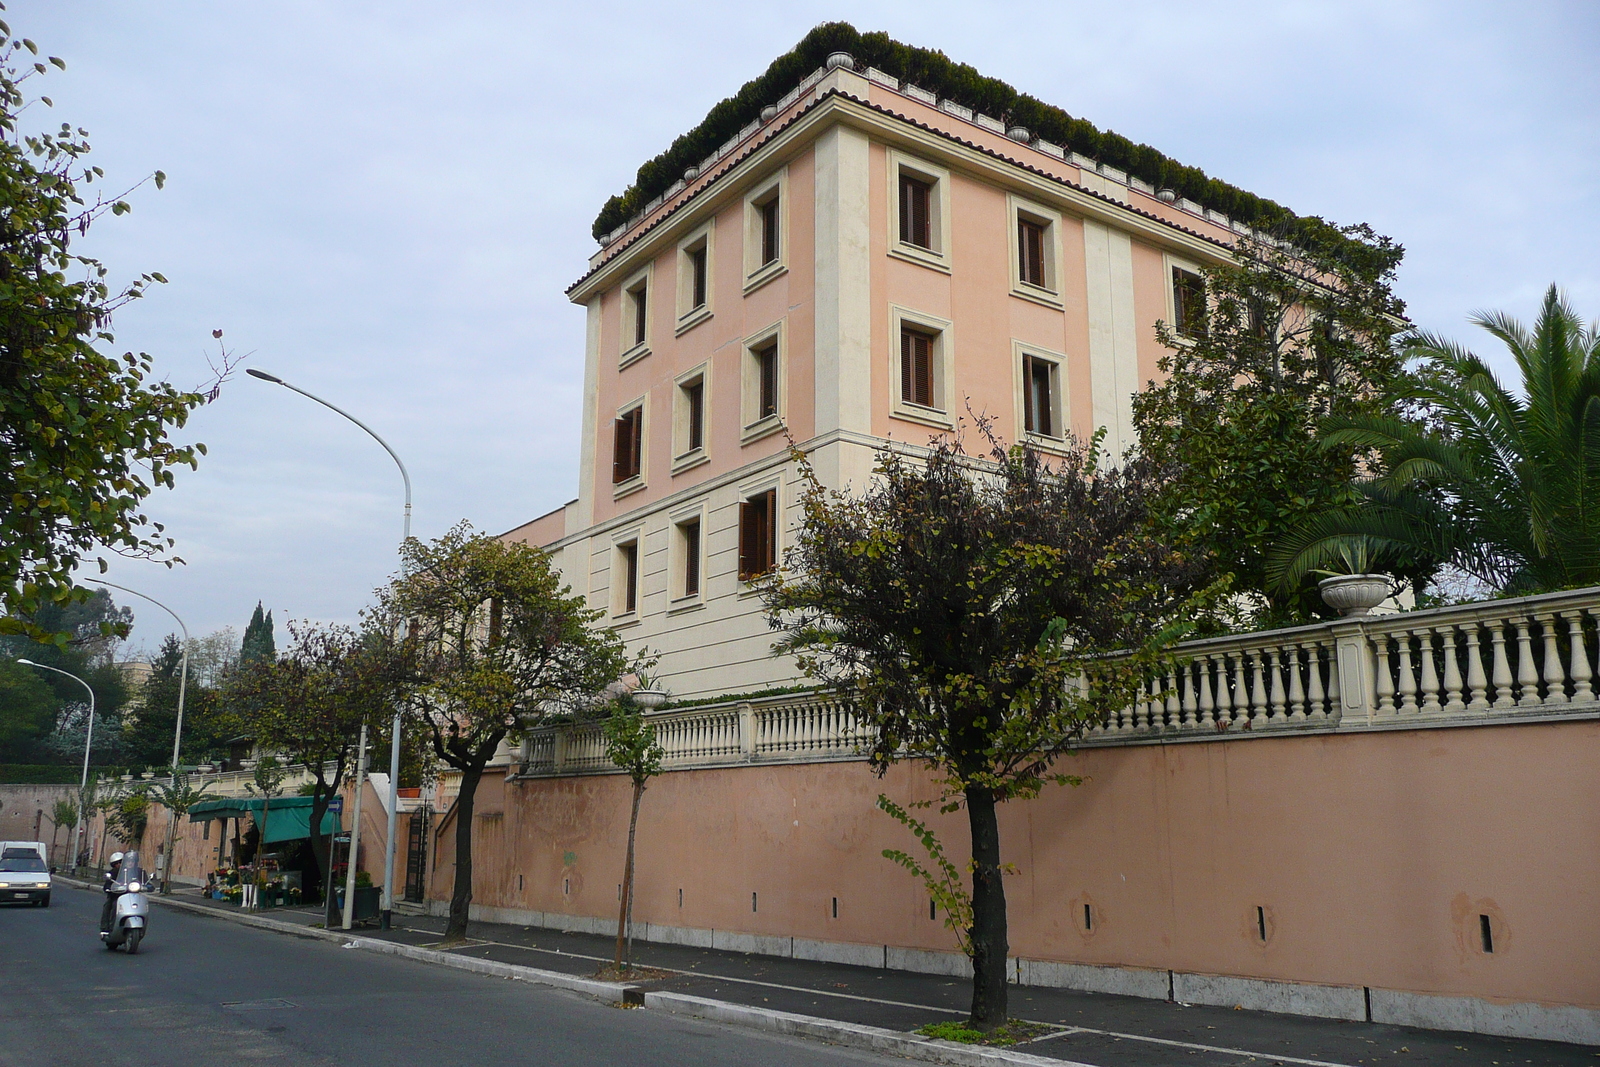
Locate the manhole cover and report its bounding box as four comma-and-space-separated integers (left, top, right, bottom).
222, 998, 297, 1011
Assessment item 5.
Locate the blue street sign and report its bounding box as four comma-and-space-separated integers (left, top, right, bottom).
327, 797, 344, 814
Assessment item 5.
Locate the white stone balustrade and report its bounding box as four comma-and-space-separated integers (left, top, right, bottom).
516, 586, 1600, 778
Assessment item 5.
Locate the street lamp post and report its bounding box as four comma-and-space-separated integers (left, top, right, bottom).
247, 367, 411, 929
94, 580, 189, 894
17, 659, 94, 871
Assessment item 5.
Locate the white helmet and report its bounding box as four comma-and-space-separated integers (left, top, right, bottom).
109, 852, 125, 864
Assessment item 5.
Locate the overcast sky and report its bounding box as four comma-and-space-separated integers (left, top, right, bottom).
18, 1, 1599, 656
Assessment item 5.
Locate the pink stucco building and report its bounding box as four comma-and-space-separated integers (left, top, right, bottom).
505, 54, 1239, 701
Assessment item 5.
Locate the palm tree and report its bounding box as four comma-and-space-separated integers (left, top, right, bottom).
1269, 285, 1600, 596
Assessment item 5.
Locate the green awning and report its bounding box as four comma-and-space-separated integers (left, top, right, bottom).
189, 797, 341, 844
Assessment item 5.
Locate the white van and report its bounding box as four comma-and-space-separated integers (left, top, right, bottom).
0, 842, 51, 907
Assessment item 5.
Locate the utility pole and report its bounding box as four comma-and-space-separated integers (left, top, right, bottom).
341, 722, 369, 930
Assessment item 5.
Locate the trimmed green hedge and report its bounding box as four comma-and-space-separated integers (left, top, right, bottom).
592, 22, 1349, 255
0, 764, 108, 785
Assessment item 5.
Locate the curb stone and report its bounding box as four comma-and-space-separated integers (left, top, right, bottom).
67, 879, 1094, 1067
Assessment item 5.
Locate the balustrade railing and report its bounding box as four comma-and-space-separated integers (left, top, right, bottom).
516, 586, 1600, 777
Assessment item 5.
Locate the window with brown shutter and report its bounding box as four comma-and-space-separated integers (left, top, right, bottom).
899, 174, 932, 249
1024, 355, 1054, 437
900, 327, 935, 409
738, 490, 776, 581
612, 407, 642, 483
618, 542, 638, 614
755, 342, 779, 420
681, 519, 701, 597
689, 246, 707, 309
1018, 218, 1046, 288
630, 283, 649, 347
684, 380, 704, 452
1173, 267, 1206, 338
760, 196, 780, 265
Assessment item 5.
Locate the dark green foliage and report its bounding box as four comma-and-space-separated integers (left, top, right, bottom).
122, 633, 233, 768
240, 602, 275, 665
1270, 286, 1600, 596
0, 589, 131, 762
1132, 230, 1410, 626
0, 764, 110, 783
764, 425, 1214, 1028
0, 20, 207, 640
591, 22, 1354, 259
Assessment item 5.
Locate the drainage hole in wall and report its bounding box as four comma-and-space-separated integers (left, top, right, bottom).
1256, 906, 1267, 941
1480, 914, 1494, 953
1084, 903, 1092, 931
563, 878, 570, 895
831, 896, 838, 919
752, 891, 758, 913
678, 888, 683, 908
518, 874, 523, 892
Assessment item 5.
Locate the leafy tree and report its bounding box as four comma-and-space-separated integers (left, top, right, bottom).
0, 18, 212, 643
603, 694, 663, 969
763, 427, 1212, 1030
145, 768, 215, 892
0, 657, 56, 758
105, 787, 149, 850
124, 633, 232, 768
49, 795, 76, 864
1131, 228, 1409, 626
1269, 285, 1600, 596
379, 522, 632, 941
1, 588, 131, 762
229, 620, 388, 909
240, 603, 276, 665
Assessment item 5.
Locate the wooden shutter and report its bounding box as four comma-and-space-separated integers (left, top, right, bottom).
612, 415, 631, 483
901, 328, 933, 408
633, 286, 648, 346
738, 500, 757, 580
691, 248, 707, 308
1025, 357, 1053, 437
1019, 220, 1045, 287
686, 381, 703, 451
899, 174, 931, 248
684, 521, 700, 596
761, 197, 780, 264
622, 543, 638, 613
761, 490, 777, 574
758, 344, 778, 419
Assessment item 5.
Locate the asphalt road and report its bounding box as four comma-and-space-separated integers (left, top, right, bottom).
0, 886, 911, 1067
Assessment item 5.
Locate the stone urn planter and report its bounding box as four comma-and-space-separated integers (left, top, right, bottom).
196, 764, 214, 774
632, 688, 669, 710
139, 771, 155, 781
1318, 573, 1391, 617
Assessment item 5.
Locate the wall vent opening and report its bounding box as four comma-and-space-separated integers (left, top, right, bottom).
1256, 906, 1267, 941
1480, 914, 1494, 953
563, 878, 570, 895
930, 899, 937, 920
752, 891, 758, 913
518, 874, 523, 892
1084, 903, 1093, 930
678, 888, 683, 908
832, 897, 838, 919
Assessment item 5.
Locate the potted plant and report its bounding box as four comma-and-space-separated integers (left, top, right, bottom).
1316, 539, 1392, 617
630, 671, 669, 710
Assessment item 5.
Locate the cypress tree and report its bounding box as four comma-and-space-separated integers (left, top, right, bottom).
240, 602, 276, 665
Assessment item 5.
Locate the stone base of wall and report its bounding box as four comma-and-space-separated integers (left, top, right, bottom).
430, 900, 1600, 1046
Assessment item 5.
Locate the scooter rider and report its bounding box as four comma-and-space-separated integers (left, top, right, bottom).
101, 852, 125, 934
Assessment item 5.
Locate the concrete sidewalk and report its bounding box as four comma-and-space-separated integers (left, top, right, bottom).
134, 887, 1594, 1067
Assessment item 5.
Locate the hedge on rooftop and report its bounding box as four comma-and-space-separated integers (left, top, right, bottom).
591, 22, 1352, 257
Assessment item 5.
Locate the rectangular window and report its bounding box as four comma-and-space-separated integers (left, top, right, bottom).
760, 196, 781, 266
1024, 355, 1054, 437
756, 342, 779, 420
900, 327, 935, 409
627, 281, 646, 348
684, 380, 704, 452
899, 174, 932, 249
738, 489, 777, 581
681, 519, 701, 597
1018, 218, 1046, 288
1173, 267, 1205, 338
618, 541, 638, 614
689, 246, 707, 309
612, 406, 642, 483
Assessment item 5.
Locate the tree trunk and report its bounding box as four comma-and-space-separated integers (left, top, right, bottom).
445, 765, 482, 941
613, 779, 644, 967
965, 784, 1008, 1030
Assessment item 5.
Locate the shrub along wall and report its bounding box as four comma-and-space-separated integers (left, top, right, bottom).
591, 22, 1358, 259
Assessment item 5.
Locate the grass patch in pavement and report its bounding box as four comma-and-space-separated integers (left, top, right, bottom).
916, 1019, 1056, 1046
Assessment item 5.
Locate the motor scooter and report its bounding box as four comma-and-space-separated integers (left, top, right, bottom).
101, 849, 150, 954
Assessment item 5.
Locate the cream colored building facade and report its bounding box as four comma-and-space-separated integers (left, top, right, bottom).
508, 60, 1237, 700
